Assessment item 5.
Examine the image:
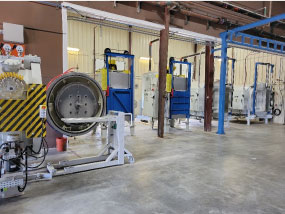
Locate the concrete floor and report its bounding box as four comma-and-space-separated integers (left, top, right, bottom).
0, 120, 284, 214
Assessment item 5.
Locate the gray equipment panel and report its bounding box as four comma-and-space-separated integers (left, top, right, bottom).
173, 76, 187, 91
109, 72, 130, 89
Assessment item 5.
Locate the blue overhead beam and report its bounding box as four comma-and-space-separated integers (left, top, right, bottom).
217, 13, 285, 135
228, 32, 285, 55
229, 13, 285, 33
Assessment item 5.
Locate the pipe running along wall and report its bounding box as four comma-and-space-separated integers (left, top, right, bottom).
149, 38, 159, 71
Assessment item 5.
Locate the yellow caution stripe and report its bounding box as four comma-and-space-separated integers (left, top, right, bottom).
0, 84, 47, 138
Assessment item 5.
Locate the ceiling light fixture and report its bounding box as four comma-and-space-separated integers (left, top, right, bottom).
67, 47, 80, 52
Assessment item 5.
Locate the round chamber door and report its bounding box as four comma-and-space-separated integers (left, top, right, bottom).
46, 72, 105, 136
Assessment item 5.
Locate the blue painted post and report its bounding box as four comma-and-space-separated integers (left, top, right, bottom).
187, 63, 191, 93
232, 60, 236, 75
230, 13, 285, 33
270, 64, 274, 73
187, 63, 192, 119
106, 55, 110, 87
252, 63, 259, 115
217, 32, 228, 134
230, 59, 236, 115
130, 56, 134, 115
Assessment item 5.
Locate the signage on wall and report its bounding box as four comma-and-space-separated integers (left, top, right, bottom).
0, 42, 25, 57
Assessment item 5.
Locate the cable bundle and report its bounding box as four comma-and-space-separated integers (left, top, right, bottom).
0, 119, 48, 192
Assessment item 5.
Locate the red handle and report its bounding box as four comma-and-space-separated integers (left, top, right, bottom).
46, 67, 76, 89
106, 86, 110, 96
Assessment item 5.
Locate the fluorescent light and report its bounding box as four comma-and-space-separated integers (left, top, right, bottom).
62, 3, 221, 44
67, 47, 80, 52
62, 2, 223, 54
62, 2, 164, 31
140, 57, 152, 60
169, 27, 221, 44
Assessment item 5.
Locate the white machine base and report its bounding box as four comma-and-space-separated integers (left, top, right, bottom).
0, 172, 24, 199
228, 112, 272, 126
46, 111, 134, 177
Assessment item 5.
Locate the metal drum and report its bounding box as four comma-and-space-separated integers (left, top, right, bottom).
46, 72, 105, 136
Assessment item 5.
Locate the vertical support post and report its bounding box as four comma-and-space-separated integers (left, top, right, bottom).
62, 7, 68, 72
128, 26, 132, 71
128, 26, 134, 135
106, 55, 110, 88
130, 56, 134, 114
106, 54, 110, 114
130, 55, 135, 136
230, 59, 236, 113
187, 62, 192, 128
116, 112, 125, 164
193, 44, 198, 80
93, 27, 96, 78
204, 43, 214, 132
252, 63, 259, 115
217, 33, 228, 134
158, 6, 170, 138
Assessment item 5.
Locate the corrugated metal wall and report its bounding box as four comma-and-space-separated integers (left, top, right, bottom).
68, 18, 284, 124
68, 19, 128, 76
196, 47, 285, 124
132, 32, 195, 114
68, 18, 194, 115
232, 49, 285, 124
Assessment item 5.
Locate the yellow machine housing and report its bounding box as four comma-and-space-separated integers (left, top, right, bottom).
0, 84, 46, 138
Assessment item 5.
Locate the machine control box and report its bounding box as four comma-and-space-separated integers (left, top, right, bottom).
39, 105, 47, 119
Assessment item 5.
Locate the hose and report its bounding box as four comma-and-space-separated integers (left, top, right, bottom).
0, 119, 49, 193
18, 148, 28, 192
273, 108, 282, 116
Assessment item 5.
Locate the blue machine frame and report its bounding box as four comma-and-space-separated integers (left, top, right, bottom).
169, 60, 192, 119
217, 13, 285, 134
105, 52, 134, 117
252, 62, 274, 115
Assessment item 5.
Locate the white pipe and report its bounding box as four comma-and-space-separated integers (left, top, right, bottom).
62, 7, 68, 72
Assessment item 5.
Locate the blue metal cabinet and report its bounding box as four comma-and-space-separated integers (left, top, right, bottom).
105, 52, 134, 116
169, 60, 192, 119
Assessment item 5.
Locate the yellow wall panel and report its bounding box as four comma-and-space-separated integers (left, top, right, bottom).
67, 18, 284, 123
68, 19, 195, 115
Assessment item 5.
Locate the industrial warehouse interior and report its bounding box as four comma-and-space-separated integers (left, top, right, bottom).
0, 1, 284, 213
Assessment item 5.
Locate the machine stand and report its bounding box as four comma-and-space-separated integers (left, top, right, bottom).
46, 112, 134, 177
130, 125, 135, 136
164, 118, 170, 133
247, 117, 251, 126
170, 119, 175, 128
186, 118, 190, 131
0, 172, 24, 199
265, 118, 268, 124
101, 124, 107, 139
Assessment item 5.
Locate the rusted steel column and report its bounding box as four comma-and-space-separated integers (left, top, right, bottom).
158, 6, 170, 138
204, 43, 214, 132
